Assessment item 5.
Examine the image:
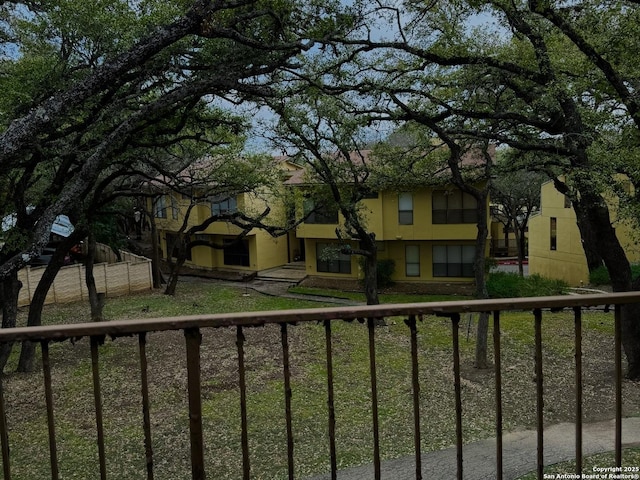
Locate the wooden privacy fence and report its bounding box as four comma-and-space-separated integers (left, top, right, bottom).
18, 249, 152, 307
93, 243, 146, 265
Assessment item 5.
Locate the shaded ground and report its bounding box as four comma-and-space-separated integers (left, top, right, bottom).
5, 277, 638, 479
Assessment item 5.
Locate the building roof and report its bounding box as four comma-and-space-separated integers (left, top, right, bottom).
283, 145, 493, 186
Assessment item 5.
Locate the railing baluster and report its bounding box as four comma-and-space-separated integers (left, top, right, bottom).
574, 307, 582, 476
451, 313, 463, 480
280, 323, 294, 480
493, 311, 503, 480
534, 309, 544, 480
324, 320, 337, 480
406, 315, 422, 480
138, 333, 154, 480
236, 326, 250, 480
41, 341, 59, 480
90, 336, 107, 480
0, 293, 637, 478
0, 371, 10, 480
184, 327, 205, 480
614, 304, 622, 466
367, 318, 381, 480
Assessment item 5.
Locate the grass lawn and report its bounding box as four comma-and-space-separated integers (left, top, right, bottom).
288, 285, 473, 303
3, 278, 640, 479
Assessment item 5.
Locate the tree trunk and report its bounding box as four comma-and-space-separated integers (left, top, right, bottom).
574, 192, 640, 379
149, 215, 164, 289
513, 224, 525, 277
573, 203, 605, 274
362, 252, 379, 306
164, 234, 186, 296
475, 312, 490, 368
0, 271, 22, 373
473, 192, 490, 369
164, 256, 185, 296
621, 303, 640, 380
86, 231, 105, 322
519, 221, 529, 276
17, 231, 83, 372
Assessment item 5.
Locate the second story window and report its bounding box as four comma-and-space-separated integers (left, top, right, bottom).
304, 199, 339, 224
398, 192, 413, 225
154, 195, 167, 219
170, 195, 179, 220
432, 190, 478, 224
211, 196, 238, 216
550, 217, 557, 250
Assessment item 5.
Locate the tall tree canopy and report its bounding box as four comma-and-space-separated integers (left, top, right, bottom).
0, 0, 353, 278
287, 0, 640, 376
0, 0, 356, 373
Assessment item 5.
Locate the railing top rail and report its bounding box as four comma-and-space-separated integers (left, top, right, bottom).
3, 292, 639, 343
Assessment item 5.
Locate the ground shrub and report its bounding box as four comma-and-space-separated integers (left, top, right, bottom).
487, 272, 568, 298
376, 259, 396, 288
359, 258, 396, 288
589, 264, 640, 286
589, 266, 610, 286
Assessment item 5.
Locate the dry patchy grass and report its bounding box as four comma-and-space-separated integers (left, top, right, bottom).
2, 279, 639, 479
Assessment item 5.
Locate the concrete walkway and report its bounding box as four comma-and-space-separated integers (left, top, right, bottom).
306, 417, 640, 480
244, 278, 364, 306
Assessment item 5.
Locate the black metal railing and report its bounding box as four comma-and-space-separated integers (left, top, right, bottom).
0, 292, 639, 480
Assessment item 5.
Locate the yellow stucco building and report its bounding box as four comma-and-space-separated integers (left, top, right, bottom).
152, 154, 491, 287
152, 158, 301, 276
528, 181, 640, 286
293, 186, 489, 285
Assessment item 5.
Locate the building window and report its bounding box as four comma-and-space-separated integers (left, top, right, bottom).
398, 192, 413, 225
432, 190, 478, 224
154, 195, 167, 218
304, 199, 339, 224
405, 245, 420, 277
564, 195, 572, 208
170, 195, 179, 220
433, 245, 475, 277
550, 217, 557, 251
223, 239, 250, 266
212, 196, 238, 216
316, 243, 351, 274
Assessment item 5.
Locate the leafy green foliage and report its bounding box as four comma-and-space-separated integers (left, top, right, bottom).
376, 258, 396, 288
358, 257, 395, 288
589, 264, 640, 286
589, 266, 611, 286
487, 272, 568, 298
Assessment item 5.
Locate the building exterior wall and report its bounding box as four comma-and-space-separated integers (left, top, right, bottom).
154, 189, 288, 273
302, 237, 479, 284
151, 172, 491, 283
298, 184, 489, 283
529, 181, 640, 286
